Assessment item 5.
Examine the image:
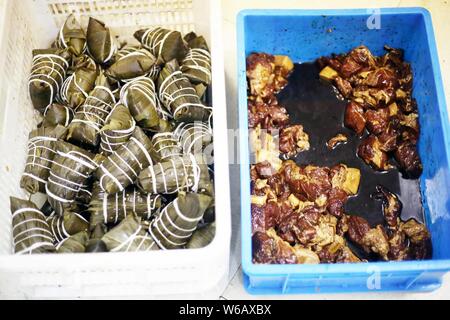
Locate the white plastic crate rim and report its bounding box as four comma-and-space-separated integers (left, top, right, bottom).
0, 0, 230, 299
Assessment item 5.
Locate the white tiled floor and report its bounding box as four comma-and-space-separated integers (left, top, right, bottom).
220, 0, 450, 300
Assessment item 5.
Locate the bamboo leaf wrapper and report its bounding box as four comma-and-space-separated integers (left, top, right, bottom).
10, 197, 55, 254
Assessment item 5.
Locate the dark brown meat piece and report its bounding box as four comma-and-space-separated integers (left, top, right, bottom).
251, 202, 280, 234
246, 53, 275, 98
364, 68, 398, 89
402, 219, 430, 244
247, 96, 290, 130
344, 101, 366, 135
277, 212, 317, 245
327, 188, 348, 218
340, 55, 363, 78
279, 125, 310, 158
348, 46, 377, 68
387, 230, 410, 261
298, 165, 332, 201
326, 133, 348, 149
357, 135, 392, 171
252, 231, 297, 264
347, 215, 371, 245
365, 107, 389, 135
373, 185, 402, 229
267, 173, 290, 200
334, 76, 353, 98
254, 161, 276, 178
394, 141, 422, 178
378, 119, 400, 152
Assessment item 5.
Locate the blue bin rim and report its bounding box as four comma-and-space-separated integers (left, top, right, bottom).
237, 7, 450, 279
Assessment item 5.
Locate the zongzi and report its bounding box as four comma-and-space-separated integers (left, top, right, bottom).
41, 103, 74, 128
86, 17, 117, 64
29, 48, 71, 113
96, 126, 154, 194
186, 222, 215, 249
67, 73, 116, 148
137, 154, 208, 195
181, 34, 211, 85
20, 125, 68, 194
10, 197, 55, 254
56, 231, 88, 253
55, 14, 86, 56
60, 54, 98, 109
151, 132, 182, 162
89, 186, 164, 226
102, 215, 159, 252
173, 122, 213, 154
85, 223, 108, 252
47, 211, 89, 242
99, 103, 136, 155
120, 76, 172, 131
105, 47, 156, 82
46, 141, 103, 215
158, 59, 211, 122
148, 192, 212, 249
134, 27, 187, 65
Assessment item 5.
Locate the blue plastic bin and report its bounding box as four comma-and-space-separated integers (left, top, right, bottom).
237, 8, 450, 294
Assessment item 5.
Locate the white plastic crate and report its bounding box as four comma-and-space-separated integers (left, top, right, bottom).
0, 0, 230, 299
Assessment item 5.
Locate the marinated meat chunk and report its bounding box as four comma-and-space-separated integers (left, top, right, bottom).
347, 215, 371, 245
401, 219, 430, 244
344, 101, 366, 135
326, 133, 348, 149
400, 112, 419, 133
318, 236, 361, 263
249, 125, 282, 171
365, 107, 389, 135
347, 215, 389, 260
348, 46, 377, 69
279, 125, 310, 158
357, 135, 392, 171
362, 225, 390, 260
254, 160, 276, 178
334, 76, 353, 98
373, 185, 402, 229
252, 230, 297, 264
352, 86, 395, 108
327, 188, 348, 218
246, 53, 293, 99
388, 230, 409, 261
378, 119, 400, 152
248, 96, 289, 130
330, 164, 361, 195
340, 55, 363, 78
394, 141, 422, 178
246, 53, 276, 98
298, 165, 332, 201
364, 67, 398, 89
253, 229, 319, 264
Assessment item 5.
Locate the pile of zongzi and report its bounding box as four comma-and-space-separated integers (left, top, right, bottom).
11, 14, 215, 255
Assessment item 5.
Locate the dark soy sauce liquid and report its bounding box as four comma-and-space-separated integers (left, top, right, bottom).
277, 63, 424, 227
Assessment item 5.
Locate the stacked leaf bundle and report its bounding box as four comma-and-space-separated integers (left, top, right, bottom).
11, 14, 215, 255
